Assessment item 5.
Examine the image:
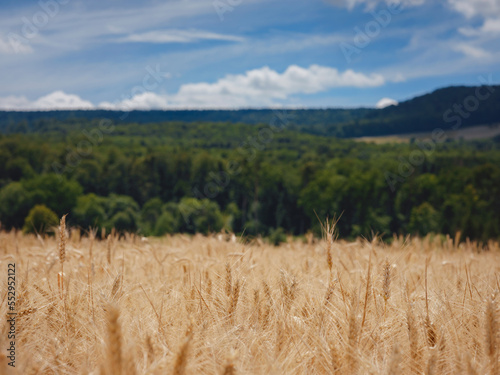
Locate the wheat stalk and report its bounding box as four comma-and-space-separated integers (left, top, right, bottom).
347, 292, 359, 374
172, 333, 193, 375
58, 214, 67, 297
382, 258, 391, 311
486, 293, 498, 375
387, 343, 401, 375
407, 302, 421, 374
106, 304, 122, 375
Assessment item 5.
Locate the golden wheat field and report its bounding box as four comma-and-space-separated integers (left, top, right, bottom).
1, 222, 500, 375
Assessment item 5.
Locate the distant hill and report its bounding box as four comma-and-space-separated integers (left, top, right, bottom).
0, 84, 498, 138
348, 85, 500, 137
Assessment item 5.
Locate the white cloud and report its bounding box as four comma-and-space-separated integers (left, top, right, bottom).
458, 27, 481, 37
0, 91, 94, 110
376, 97, 398, 108
0, 95, 32, 110
99, 92, 168, 110
1, 65, 386, 110
0, 0, 258, 57
177, 65, 385, 98
117, 29, 245, 44
447, 0, 500, 19
459, 18, 500, 37
33, 91, 94, 109
453, 43, 491, 59
324, 0, 424, 11
449, 0, 500, 38
327, 0, 500, 17
325, 0, 500, 29
99, 64, 386, 109
482, 18, 500, 33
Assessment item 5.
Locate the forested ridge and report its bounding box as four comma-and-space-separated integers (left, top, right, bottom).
1, 84, 499, 138
1, 118, 499, 242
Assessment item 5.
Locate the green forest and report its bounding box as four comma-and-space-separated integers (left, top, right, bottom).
1, 115, 499, 242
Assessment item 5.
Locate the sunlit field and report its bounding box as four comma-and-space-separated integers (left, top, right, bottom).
1, 222, 500, 375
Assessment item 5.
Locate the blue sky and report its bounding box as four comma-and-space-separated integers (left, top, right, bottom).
0, 0, 499, 109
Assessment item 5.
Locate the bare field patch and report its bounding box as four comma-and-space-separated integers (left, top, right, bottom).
356, 123, 500, 144
1, 230, 500, 374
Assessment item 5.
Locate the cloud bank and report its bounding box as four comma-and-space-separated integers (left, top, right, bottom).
0, 91, 93, 110
0, 65, 386, 110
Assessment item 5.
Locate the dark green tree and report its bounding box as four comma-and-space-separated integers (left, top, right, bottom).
0, 182, 33, 229
23, 204, 59, 234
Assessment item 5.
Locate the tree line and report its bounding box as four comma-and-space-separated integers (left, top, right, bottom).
0, 120, 499, 242
1, 84, 499, 138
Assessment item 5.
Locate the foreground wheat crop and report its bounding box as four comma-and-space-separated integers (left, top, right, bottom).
1, 229, 500, 374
